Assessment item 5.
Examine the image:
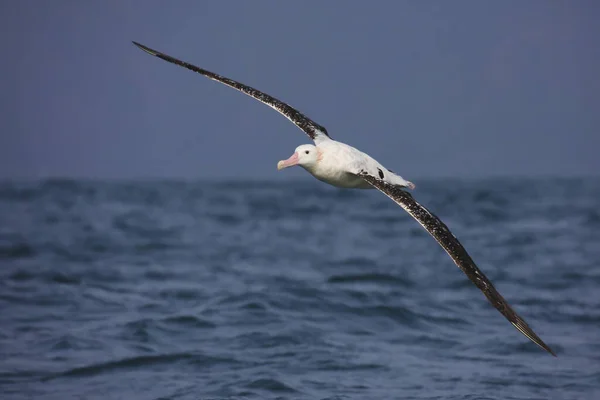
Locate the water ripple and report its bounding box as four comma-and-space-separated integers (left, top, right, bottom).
45, 352, 238, 381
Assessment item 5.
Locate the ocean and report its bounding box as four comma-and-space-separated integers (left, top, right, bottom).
1, 178, 599, 399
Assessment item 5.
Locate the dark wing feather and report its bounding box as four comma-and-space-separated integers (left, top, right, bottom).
359, 172, 556, 356
132, 41, 330, 142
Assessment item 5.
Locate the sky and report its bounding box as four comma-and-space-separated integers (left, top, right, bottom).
1, 1, 599, 180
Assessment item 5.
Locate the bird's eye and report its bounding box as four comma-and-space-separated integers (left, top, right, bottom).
305, 150, 310, 154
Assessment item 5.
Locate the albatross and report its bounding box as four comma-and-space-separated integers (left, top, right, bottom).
132, 41, 555, 356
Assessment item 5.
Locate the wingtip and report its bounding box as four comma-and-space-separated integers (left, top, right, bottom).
132, 41, 157, 56
511, 319, 556, 357
543, 345, 557, 357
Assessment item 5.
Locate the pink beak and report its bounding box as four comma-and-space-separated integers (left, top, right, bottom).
277, 152, 299, 170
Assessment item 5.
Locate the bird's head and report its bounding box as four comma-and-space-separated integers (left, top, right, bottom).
277, 144, 319, 171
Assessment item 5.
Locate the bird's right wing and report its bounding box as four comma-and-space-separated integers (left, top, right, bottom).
132, 41, 331, 143
358, 171, 556, 356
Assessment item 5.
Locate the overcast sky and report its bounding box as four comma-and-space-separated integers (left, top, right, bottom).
1, 1, 598, 180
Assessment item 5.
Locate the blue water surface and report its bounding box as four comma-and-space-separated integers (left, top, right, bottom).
1, 178, 599, 399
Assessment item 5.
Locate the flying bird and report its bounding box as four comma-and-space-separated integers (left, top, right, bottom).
132, 41, 555, 356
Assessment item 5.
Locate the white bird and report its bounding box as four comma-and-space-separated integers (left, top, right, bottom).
132, 41, 555, 356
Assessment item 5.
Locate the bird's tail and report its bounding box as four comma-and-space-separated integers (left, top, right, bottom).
404, 180, 416, 190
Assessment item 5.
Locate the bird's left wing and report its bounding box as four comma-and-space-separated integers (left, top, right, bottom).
132, 41, 331, 143
358, 171, 556, 356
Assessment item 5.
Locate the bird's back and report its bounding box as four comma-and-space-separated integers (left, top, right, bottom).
313, 140, 414, 189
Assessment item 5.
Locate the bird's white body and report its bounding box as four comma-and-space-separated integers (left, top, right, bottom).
303, 140, 414, 189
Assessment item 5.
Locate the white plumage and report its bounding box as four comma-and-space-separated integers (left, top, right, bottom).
281, 141, 415, 190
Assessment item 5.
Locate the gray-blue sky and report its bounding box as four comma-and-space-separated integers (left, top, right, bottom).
1, 1, 598, 179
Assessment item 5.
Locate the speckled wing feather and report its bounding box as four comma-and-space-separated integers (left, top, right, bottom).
132, 41, 330, 143
358, 172, 556, 356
